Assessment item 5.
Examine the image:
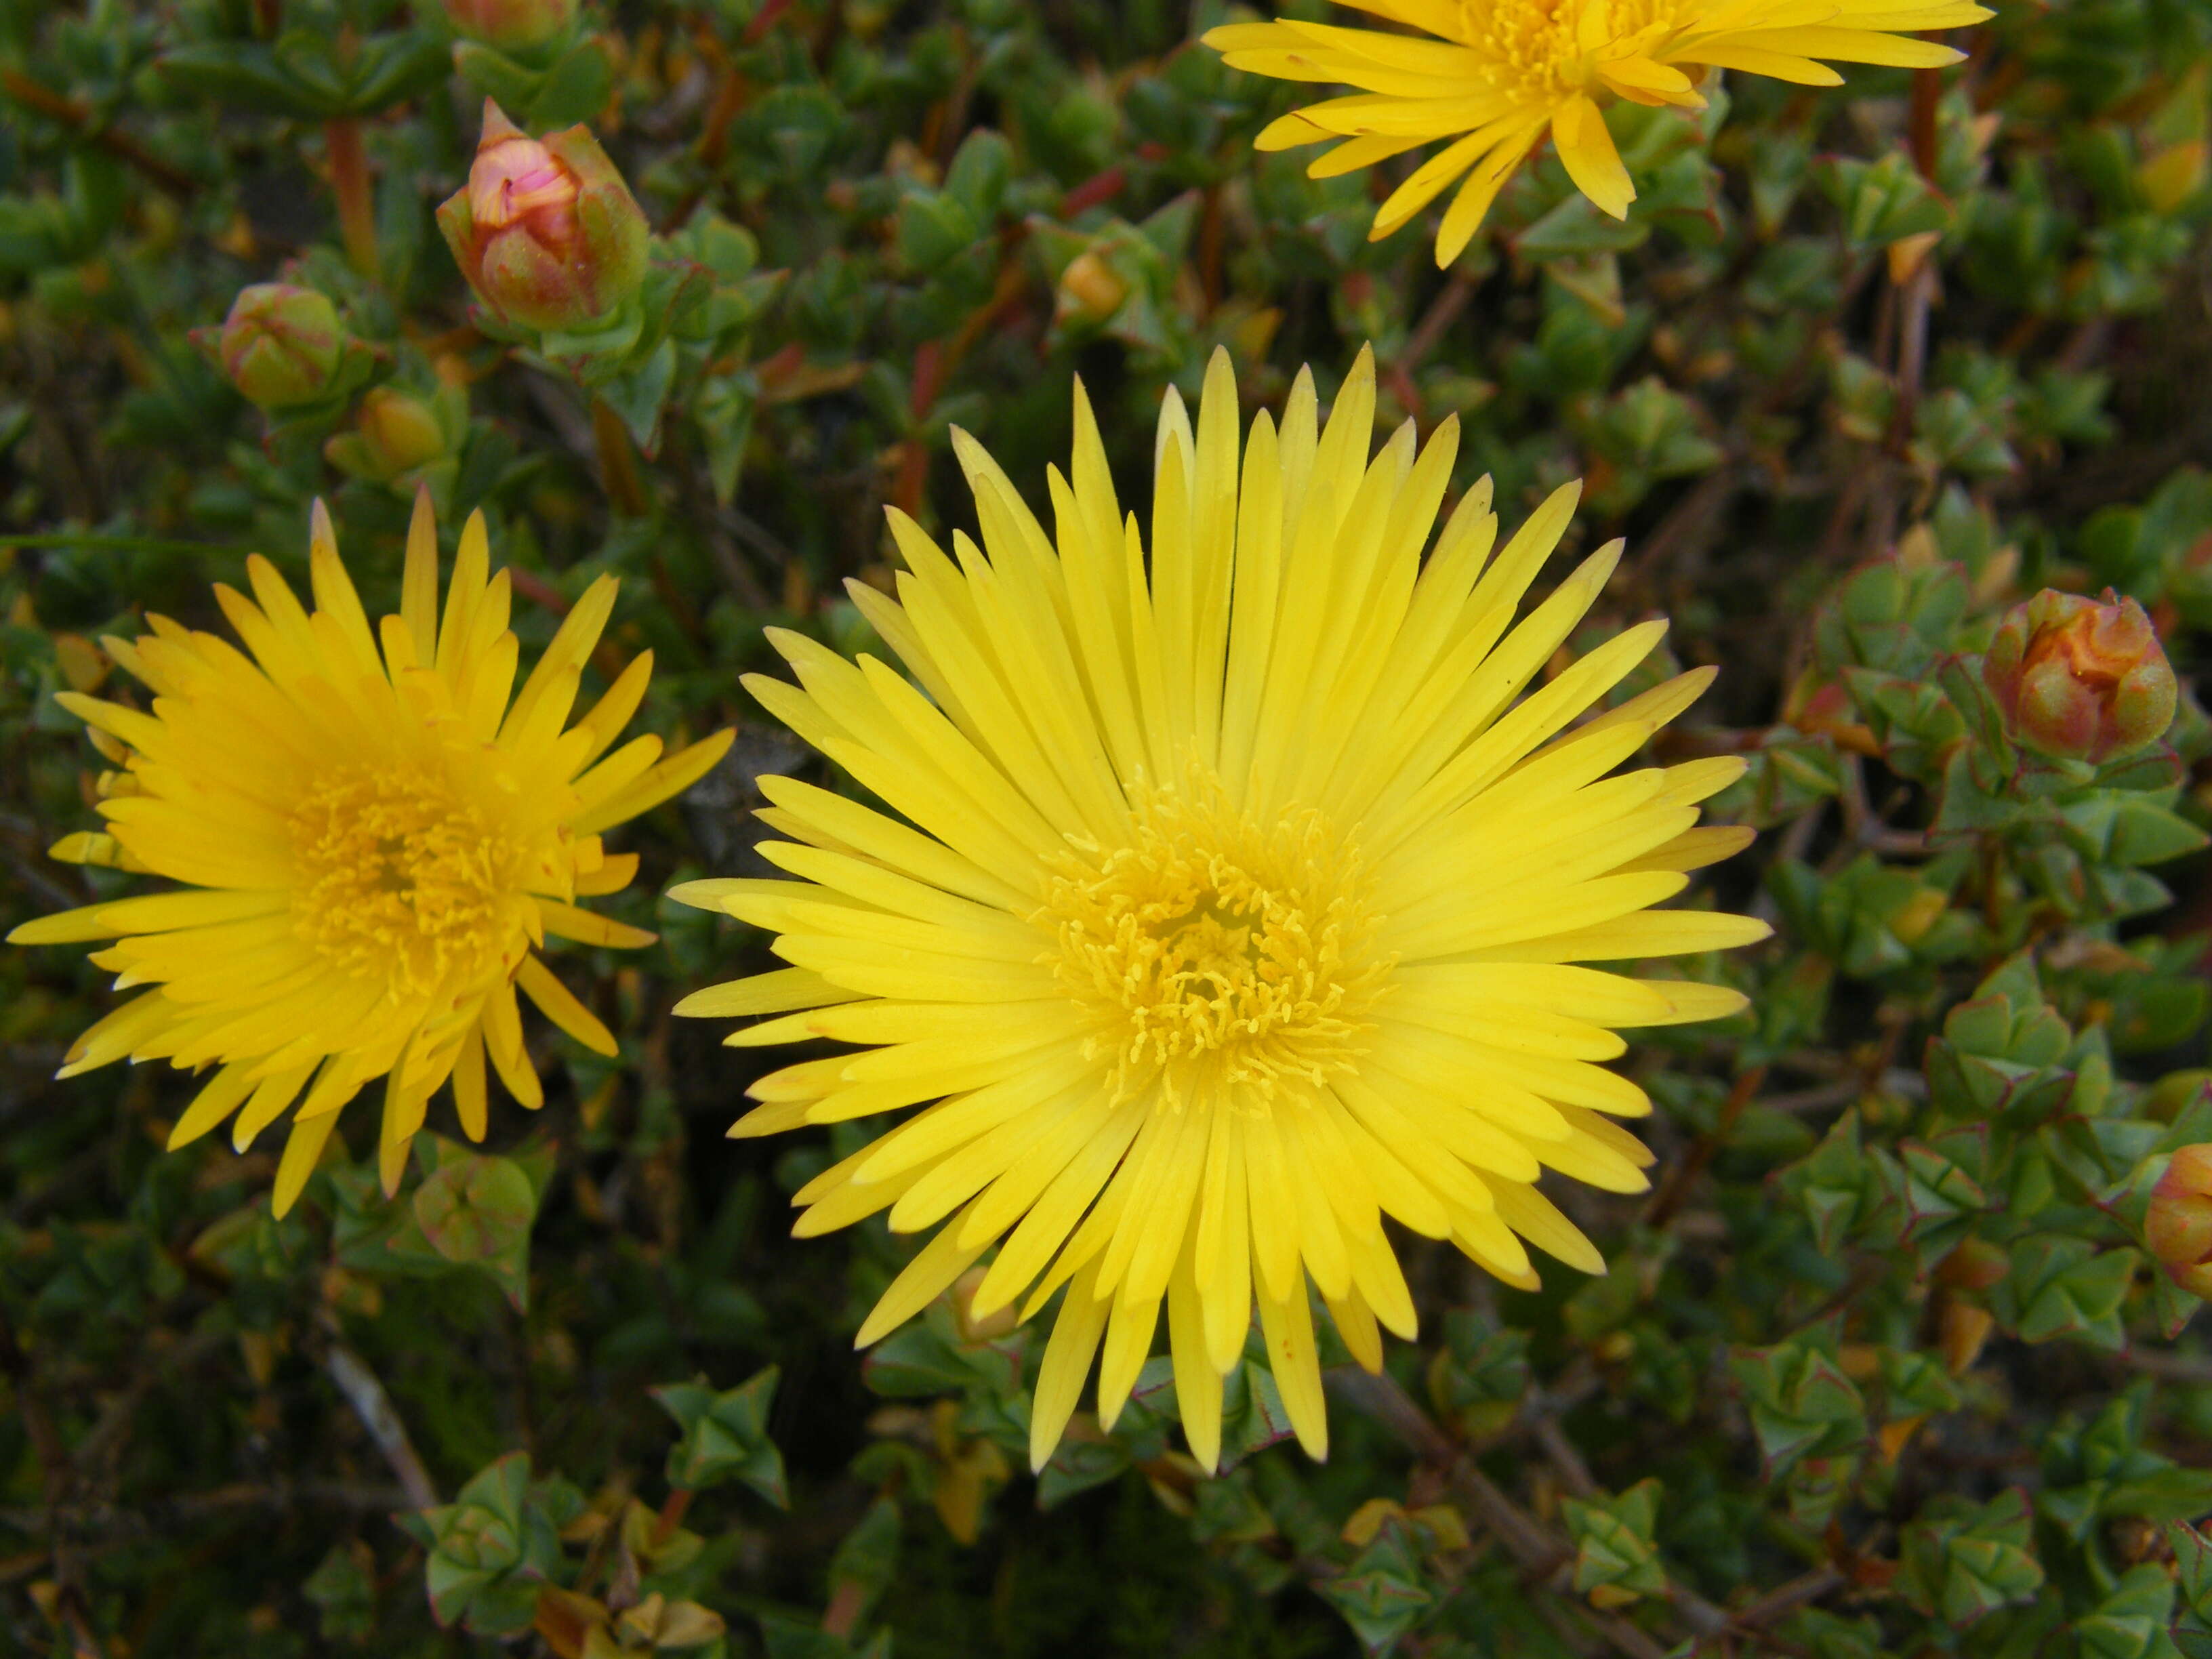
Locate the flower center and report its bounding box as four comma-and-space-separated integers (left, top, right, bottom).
288, 766, 518, 1000
470, 136, 578, 240
1042, 781, 1389, 1107
1454, 0, 1684, 94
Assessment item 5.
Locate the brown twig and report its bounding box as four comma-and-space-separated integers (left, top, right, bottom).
322, 1343, 438, 1511
1402, 272, 1478, 377
1330, 1366, 1826, 1652
1908, 68, 1942, 182
1643, 1065, 1769, 1228
2123, 1347, 2212, 1385
0, 1482, 411, 1538
1627, 463, 1738, 583
0, 71, 196, 197
1326, 1368, 1671, 1659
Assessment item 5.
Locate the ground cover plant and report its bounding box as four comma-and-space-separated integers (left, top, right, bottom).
6, 1, 2212, 1655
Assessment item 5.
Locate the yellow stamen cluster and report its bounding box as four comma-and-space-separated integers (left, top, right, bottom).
1044, 783, 1385, 1106
1462, 0, 1618, 100
287, 766, 517, 1000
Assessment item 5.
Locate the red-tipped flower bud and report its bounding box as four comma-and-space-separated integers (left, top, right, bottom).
1982, 588, 2177, 764
436, 101, 647, 333
2150, 1145, 2212, 1298
438, 0, 578, 52
210, 283, 346, 409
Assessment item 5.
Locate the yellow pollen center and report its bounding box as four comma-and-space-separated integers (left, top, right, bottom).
1043, 783, 1389, 1108
1456, 0, 1683, 95
288, 766, 518, 1000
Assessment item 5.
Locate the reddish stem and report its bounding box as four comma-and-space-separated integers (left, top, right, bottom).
743, 0, 794, 45
651, 1486, 693, 1547
324, 117, 377, 278
1058, 164, 1127, 220
1908, 66, 1942, 182
821, 1580, 867, 1639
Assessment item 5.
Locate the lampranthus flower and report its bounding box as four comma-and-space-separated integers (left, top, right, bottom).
2149, 1145, 2212, 1299
675, 348, 1767, 1472
9, 493, 733, 1211
436, 100, 649, 333
1204, 0, 1992, 264
1982, 588, 2177, 765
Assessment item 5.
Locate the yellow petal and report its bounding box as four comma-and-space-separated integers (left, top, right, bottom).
1552, 94, 1635, 220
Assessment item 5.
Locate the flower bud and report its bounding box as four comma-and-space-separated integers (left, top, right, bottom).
1054, 249, 1129, 326
438, 0, 577, 52
325, 388, 451, 482
2149, 1145, 2212, 1298
209, 283, 346, 409
436, 101, 648, 334
1982, 588, 2177, 764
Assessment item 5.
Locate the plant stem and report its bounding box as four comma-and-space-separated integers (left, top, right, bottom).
325, 117, 377, 279
322, 1343, 437, 1511
591, 398, 651, 517
650, 1486, 693, 1546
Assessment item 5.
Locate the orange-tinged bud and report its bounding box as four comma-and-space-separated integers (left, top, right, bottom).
209, 283, 345, 409
438, 0, 577, 52
2149, 1144, 2212, 1298
436, 101, 648, 334
1982, 588, 2177, 764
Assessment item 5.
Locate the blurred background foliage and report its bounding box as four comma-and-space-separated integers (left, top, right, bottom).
7, 0, 2212, 1655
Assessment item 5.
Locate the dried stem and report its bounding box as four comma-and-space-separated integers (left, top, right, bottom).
1643, 1064, 1769, 1228
1324, 1367, 1827, 1655
1327, 1368, 1666, 1659
322, 1343, 438, 1511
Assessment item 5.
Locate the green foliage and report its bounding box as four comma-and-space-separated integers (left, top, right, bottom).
654, 1366, 789, 1506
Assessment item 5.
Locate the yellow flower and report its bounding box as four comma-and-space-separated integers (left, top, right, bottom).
675, 348, 1766, 1472
1204, 0, 1992, 264
9, 494, 733, 1211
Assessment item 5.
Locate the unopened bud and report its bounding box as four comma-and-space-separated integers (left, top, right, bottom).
326, 388, 451, 481
436, 100, 647, 333
1055, 249, 1129, 326
1982, 588, 2177, 764
208, 283, 345, 409
2149, 1145, 2212, 1298
438, 0, 577, 52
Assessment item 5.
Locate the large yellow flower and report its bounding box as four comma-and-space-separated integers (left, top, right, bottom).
1205, 0, 1992, 264
9, 495, 732, 1211
676, 348, 1766, 1471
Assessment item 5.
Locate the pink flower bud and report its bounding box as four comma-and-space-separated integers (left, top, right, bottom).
2149, 1145, 2212, 1298
438, 0, 577, 52
1982, 588, 2177, 764
209, 283, 345, 409
436, 101, 648, 333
